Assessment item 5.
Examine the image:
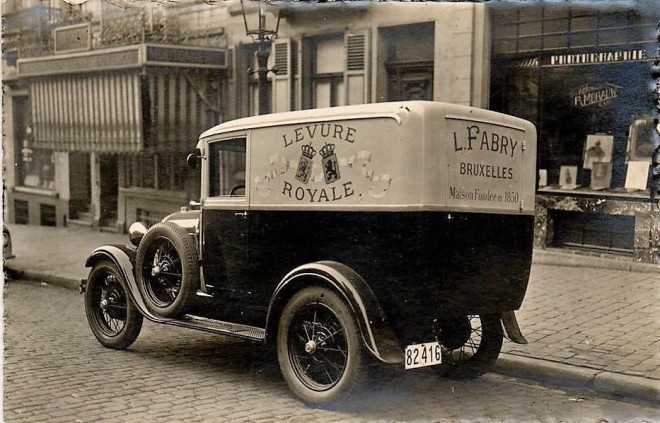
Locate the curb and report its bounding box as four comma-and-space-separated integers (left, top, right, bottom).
533, 250, 660, 274
6, 268, 81, 291
494, 354, 660, 404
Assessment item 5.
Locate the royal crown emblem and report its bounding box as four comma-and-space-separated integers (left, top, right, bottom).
295, 144, 316, 184
320, 143, 340, 184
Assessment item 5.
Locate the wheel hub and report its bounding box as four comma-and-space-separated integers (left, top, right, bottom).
304, 340, 317, 354
435, 317, 472, 350
151, 265, 161, 276
151, 258, 172, 277
100, 298, 109, 311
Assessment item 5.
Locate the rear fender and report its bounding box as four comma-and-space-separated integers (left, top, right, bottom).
501, 310, 528, 344
266, 260, 403, 364
85, 245, 165, 323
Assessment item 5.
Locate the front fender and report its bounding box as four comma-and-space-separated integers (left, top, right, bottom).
266, 260, 403, 364
85, 245, 167, 323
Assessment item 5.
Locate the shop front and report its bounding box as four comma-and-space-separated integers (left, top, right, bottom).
490, 3, 658, 262
9, 43, 226, 231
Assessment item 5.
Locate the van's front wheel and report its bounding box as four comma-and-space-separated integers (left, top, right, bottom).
433, 314, 503, 379
277, 286, 364, 404
85, 261, 143, 349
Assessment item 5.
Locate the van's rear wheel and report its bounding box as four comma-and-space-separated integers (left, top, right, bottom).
433, 314, 503, 379
277, 286, 364, 404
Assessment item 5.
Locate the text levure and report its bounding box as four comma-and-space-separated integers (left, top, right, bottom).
283, 123, 357, 147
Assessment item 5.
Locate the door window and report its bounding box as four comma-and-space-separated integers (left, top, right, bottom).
208, 138, 247, 198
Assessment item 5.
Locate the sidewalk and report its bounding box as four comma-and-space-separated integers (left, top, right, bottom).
4, 223, 659, 404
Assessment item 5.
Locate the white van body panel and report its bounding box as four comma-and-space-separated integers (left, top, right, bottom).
198, 101, 536, 215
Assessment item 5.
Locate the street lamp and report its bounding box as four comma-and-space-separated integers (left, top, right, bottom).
241, 0, 281, 115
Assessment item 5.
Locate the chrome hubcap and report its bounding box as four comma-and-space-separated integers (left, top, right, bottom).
304, 340, 317, 354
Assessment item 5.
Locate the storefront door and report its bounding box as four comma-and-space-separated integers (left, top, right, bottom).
69, 152, 91, 222
99, 155, 118, 228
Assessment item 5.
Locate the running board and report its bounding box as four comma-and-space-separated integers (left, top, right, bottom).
165, 314, 266, 342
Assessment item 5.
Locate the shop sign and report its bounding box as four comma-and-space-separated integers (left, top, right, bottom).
548, 48, 646, 66
54, 23, 91, 54
573, 83, 622, 108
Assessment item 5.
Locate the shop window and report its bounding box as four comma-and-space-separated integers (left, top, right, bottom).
137, 208, 167, 228
543, 17, 569, 34
570, 31, 598, 48
13, 96, 56, 191
124, 153, 187, 191
19, 147, 55, 190
491, 4, 651, 53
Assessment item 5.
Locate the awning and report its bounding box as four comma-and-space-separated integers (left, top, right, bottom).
30, 71, 143, 153
20, 44, 226, 154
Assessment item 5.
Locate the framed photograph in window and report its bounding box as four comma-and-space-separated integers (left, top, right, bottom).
625, 161, 650, 191
590, 162, 611, 190
583, 134, 613, 170
538, 169, 548, 187
626, 116, 656, 162
559, 165, 578, 189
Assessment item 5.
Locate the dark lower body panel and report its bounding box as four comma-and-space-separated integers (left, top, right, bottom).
201, 209, 534, 344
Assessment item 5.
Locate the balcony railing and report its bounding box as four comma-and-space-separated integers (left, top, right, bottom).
4, 4, 189, 59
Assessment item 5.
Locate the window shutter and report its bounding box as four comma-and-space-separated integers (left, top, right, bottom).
344, 31, 370, 105
272, 38, 292, 113
291, 39, 301, 110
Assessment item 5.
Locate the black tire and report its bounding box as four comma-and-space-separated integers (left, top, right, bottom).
277, 286, 364, 405
135, 222, 199, 317
433, 314, 503, 379
85, 261, 143, 350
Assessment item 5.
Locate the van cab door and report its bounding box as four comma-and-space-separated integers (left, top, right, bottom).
201, 137, 250, 298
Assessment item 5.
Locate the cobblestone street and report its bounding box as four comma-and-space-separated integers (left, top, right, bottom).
4, 280, 657, 423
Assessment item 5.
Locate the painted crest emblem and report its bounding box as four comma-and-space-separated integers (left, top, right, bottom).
295, 144, 316, 184
320, 143, 341, 184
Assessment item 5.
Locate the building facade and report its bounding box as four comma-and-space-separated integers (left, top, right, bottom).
489, 1, 659, 262
3, 0, 227, 231
3, 0, 490, 232
3, 0, 658, 261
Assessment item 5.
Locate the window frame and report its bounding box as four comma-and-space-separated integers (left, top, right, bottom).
202, 134, 249, 207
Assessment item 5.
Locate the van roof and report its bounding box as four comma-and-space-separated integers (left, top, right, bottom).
199, 101, 475, 139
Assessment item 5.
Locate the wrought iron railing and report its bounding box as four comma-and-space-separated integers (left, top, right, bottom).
4, 4, 192, 58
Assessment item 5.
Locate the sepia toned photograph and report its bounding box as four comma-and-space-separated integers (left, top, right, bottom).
2, 0, 659, 422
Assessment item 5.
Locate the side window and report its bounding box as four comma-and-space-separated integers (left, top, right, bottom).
208, 138, 247, 197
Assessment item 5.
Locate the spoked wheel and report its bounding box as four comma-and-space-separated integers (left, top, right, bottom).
433, 314, 503, 379
136, 222, 199, 317
277, 286, 364, 405
85, 261, 143, 349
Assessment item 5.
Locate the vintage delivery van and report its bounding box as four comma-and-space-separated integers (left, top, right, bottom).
83, 101, 537, 404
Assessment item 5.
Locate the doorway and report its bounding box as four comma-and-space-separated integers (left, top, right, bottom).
99, 154, 118, 228
69, 152, 91, 223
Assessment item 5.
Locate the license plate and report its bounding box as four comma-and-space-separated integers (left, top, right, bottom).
405, 342, 442, 369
